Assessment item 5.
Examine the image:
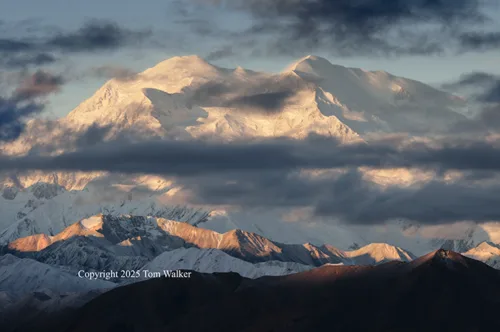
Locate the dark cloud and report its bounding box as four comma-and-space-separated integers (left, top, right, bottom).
0, 70, 65, 141
234, 0, 482, 25
479, 81, 500, 103
46, 20, 151, 53
183, 168, 500, 225
12, 70, 64, 100
3, 133, 500, 224
477, 105, 500, 128
459, 31, 500, 52
185, 74, 316, 113
72, 123, 113, 148
442, 72, 500, 132
224, 91, 295, 112
205, 46, 235, 61
0, 20, 153, 68
0, 39, 33, 52
23, 122, 114, 155
1, 53, 57, 68
5, 134, 500, 175
0, 97, 44, 142
87, 65, 138, 81
442, 72, 498, 89
191, 0, 499, 56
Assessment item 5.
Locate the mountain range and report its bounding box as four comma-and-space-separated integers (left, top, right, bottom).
1, 213, 499, 327
0, 55, 492, 257
0, 213, 418, 330
3, 214, 415, 276
0, 54, 498, 331
3, 249, 500, 332
1, 54, 499, 266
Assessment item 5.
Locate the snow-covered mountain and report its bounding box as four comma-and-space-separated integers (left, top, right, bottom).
342, 242, 416, 264
0, 54, 491, 261
0, 183, 209, 245
63, 54, 465, 138
0, 183, 66, 231
463, 242, 500, 269
141, 247, 314, 279
6, 214, 417, 273
5, 181, 491, 256
0, 54, 466, 188
0, 254, 114, 297
288, 55, 467, 134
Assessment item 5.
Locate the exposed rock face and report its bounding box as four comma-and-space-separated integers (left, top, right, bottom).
1, 187, 18, 200
29, 183, 66, 200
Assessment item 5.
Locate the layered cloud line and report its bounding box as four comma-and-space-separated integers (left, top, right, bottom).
1, 134, 500, 175
3, 134, 500, 224
179, 168, 500, 225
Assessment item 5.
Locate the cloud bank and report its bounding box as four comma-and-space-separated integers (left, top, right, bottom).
3, 133, 500, 224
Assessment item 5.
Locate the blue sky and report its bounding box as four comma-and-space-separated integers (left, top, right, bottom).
1, 0, 500, 117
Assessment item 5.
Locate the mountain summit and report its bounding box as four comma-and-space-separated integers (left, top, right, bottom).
141, 55, 221, 79
284, 55, 346, 75
57, 54, 466, 144
7, 54, 466, 151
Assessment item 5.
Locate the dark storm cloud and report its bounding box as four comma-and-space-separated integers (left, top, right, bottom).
192, 0, 499, 56
0, 20, 153, 68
